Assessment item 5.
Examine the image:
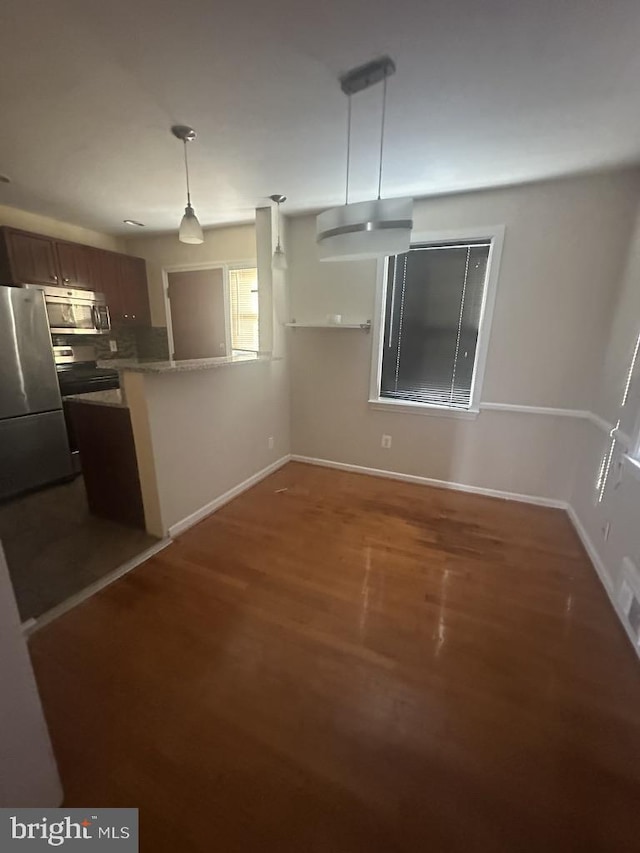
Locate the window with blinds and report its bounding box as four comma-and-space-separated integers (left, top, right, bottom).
380, 241, 491, 409
229, 267, 259, 353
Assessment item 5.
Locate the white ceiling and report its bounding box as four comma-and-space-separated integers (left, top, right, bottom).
1, 0, 640, 235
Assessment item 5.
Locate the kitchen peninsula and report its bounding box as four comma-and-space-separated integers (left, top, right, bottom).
80, 352, 286, 540
100, 352, 271, 375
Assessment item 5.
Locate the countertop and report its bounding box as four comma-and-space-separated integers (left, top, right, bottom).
98, 353, 272, 374
63, 389, 127, 409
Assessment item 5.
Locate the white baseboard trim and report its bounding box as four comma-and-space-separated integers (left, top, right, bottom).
25, 537, 173, 636
565, 505, 613, 594
168, 454, 292, 538
290, 455, 568, 509
566, 504, 639, 659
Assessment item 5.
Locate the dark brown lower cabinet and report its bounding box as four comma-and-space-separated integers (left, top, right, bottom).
67, 400, 146, 530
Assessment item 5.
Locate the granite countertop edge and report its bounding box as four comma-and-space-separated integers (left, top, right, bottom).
97, 353, 277, 374
63, 389, 127, 409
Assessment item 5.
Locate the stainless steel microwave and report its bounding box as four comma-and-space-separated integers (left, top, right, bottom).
25, 285, 111, 335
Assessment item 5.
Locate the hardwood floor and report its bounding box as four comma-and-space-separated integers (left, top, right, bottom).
29, 462, 640, 852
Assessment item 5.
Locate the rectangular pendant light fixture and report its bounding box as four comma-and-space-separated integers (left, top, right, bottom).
316, 56, 413, 262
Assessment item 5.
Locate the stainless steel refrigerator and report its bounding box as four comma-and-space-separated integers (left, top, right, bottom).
0, 286, 73, 500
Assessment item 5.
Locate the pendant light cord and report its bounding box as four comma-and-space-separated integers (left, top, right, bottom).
345, 94, 352, 205
377, 73, 388, 200
276, 201, 282, 251
183, 141, 192, 207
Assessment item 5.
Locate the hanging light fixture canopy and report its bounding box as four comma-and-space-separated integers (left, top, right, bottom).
316, 56, 413, 262
270, 194, 288, 271
172, 125, 204, 245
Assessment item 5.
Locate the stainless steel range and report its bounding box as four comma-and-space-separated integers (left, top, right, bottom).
54, 344, 120, 470
54, 344, 120, 396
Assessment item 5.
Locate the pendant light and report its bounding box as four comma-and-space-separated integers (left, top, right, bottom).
270, 194, 288, 270
172, 125, 204, 244
316, 57, 413, 262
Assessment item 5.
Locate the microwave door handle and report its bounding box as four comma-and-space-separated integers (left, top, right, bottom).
91, 304, 99, 331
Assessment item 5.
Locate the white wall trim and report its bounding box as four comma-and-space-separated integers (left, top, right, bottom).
290, 455, 567, 508
566, 504, 640, 659
481, 403, 616, 435
168, 455, 291, 538
586, 411, 615, 435
480, 402, 592, 419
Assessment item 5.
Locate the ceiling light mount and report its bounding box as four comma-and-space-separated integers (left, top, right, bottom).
123, 219, 145, 227
171, 125, 197, 143
339, 56, 396, 96
269, 194, 287, 205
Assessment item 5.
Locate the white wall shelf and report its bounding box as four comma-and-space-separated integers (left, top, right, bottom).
285, 321, 371, 332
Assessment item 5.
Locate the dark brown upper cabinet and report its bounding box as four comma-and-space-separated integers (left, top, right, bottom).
117, 254, 151, 326
0, 227, 151, 327
56, 241, 95, 289
1, 229, 60, 286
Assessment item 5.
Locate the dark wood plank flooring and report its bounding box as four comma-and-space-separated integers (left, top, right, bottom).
29, 462, 640, 852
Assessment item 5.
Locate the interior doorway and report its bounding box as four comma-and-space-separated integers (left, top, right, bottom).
164, 263, 260, 361
167, 267, 229, 360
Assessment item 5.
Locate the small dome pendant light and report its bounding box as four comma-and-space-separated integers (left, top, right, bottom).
172, 125, 204, 244
270, 194, 288, 271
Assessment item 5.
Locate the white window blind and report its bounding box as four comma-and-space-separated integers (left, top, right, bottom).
380, 242, 491, 409
229, 267, 259, 352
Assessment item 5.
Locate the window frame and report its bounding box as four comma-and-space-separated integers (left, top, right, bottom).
368, 226, 505, 418
228, 264, 260, 354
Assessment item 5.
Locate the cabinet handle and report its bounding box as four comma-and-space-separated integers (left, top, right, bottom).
124, 314, 129, 318
63, 277, 70, 283
50, 274, 58, 281
132, 314, 136, 319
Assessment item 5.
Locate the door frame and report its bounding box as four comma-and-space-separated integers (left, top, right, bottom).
162, 260, 256, 360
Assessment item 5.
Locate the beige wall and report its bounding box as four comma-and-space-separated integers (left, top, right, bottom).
288, 170, 640, 501
124, 224, 257, 327
131, 360, 290, 535
0, 544, 62, 806
571, 205, 640, 631
0, 203, 123, 252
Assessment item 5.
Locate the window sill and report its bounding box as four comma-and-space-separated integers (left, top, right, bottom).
368, 399, 479, 420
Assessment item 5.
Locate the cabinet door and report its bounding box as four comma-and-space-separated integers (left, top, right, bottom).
92, 251, 123, 322
56, 242, 93, 289
5, 231, 59, 286
118, 255, 150, 326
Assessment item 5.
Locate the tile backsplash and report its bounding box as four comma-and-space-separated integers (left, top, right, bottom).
55, 325, 169, 362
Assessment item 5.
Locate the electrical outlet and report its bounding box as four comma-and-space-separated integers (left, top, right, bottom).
268, 436, 275, 450
109, 340, 118, 353
381, 434, 392, 449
